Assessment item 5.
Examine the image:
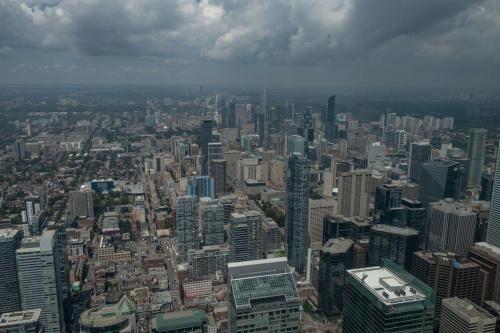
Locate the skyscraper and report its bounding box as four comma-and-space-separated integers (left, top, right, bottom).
367, 142, 386, 170
228, 258, 301, 333
466, 128, 487, 191
202, 203, 225, 246
287, 135, 305, 156
229, 211, 262, 262
16, 230, 65, 332
487, 141, 500, 248
426, 199, 477, 256
411, 251, 480, 326
338, 170, 371, 218
388, 129, 407, 155
409, 142, 432, 181
343, 263, 435, 333
200, 119, 213, 175
325, 95, 336, 142
187, 245, 230, 280
209, 159, 227, 196
418, 159, 464, 205
318, 238, 353, 316
440, 298, 496, 333
308, 198, 335, 245
369, 224, 419, 271
207, 142, 223, 164
0, 229, 22, 314
187, 175, 215, 198
286, 153, 310, 273
176, 196, 199, 262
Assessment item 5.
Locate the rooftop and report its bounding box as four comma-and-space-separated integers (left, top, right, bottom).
443, 297, 496, 323
347, 266, 426, 305
371, 224, 419, 236
0, 228, 20, 241
472, 242, 500, 259
231, 272, 300, 310
321, 238, 354, 255
0, 309, 41, 326
152, 310, 206, 330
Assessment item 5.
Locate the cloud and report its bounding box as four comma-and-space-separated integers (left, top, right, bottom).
0, 0, 499, 89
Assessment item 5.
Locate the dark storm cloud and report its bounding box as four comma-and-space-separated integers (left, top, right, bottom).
0, 0, 499, 90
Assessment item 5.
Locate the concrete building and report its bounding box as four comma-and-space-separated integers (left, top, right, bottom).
343, 264, 435, 333
0, 229, 22, 314
69, 185, 94, 218
228, 258, 300, 333
16, 230, 64, 332
262, 218, 281, 253
318, 238, 354, 315
286, 153, 311, 273
229, 211, 262, 262
440, 298, 496, 333
426, 199, 477, 256
468, 242, 500, 304
187, 245, 230, 280
0, 309, 42, 333
176, 196, 199, 262
367, 142, 386, 170
308, 198, 335, 245
202, 203, 225, 246
412, 251, 480, 326
369, 224, 419, 271
338, 170, 371, 218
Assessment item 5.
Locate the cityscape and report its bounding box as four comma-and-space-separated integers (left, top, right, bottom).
1, 1, 500, 333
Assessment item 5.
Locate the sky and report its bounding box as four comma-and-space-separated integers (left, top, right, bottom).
0, 0, 499, 92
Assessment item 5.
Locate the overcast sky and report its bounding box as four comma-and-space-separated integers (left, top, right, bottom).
0, 0, 499, 92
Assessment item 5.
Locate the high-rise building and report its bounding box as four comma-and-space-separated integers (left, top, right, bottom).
409, 142, 432, 181
228, 258, 301, 333
14, 138, 26, 160
286, 153, 311, 273
440, 298, 496, 333
187, 176, 215, 198
388, 129, 407, 154
325, 95, 336, 142
374, 183, 403, 223
480, 173, 494, 201
487, 141, 500, 248
209, 159, 227, 196
343, 263, 435, 333
69, 185, 94, 218
207, 142, 223, 164
176, 196, 199, 262
16, 230, 65, 332
338, 170, 371, 218
418, 159, 464, 205
0, 309, 43, 333
187, 245, 230, 280
262, 218, 280, 253
466, 128, 487, 191
318, 238, 353, 315
369, 224, 419, 270
411, 251, 480, 325
426, 199, 477, 256
287, 135, 305, 156
200, 119, 213, 175
308, 198, 335, 245
468, 242, 500, 304
0, 229, 22, 314
202, 203, 225, 246
367, 142, 386, 170
229, 211, 262, 262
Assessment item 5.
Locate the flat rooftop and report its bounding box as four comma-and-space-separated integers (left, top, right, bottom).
473, 242, 500, 258
321, 238, 353, 255
443, 298, 496, 323
0, 309, 41, 326
371, 224, 419, 236
348, 266, 426, 305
